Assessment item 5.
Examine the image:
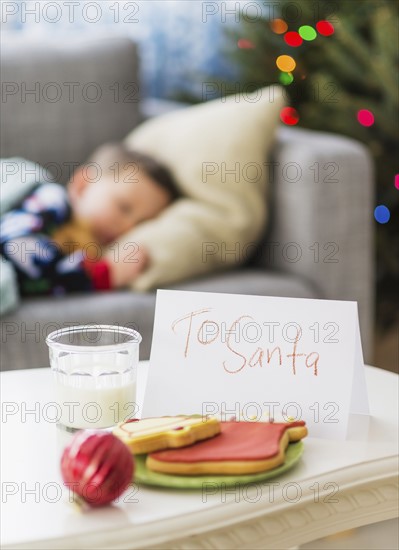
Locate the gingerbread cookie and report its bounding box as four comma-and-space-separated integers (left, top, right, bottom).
113, 416, 221, 454
147, 420, 307, 475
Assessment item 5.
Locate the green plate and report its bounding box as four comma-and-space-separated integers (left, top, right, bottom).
134, 441, 304, 489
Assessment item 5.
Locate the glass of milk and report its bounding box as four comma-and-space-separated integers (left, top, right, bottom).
46, 325, 142, 431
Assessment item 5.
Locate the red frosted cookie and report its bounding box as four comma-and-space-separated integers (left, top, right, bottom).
147, 420, 307, 475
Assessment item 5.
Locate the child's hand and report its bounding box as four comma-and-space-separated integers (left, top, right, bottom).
104, 243, 150, 288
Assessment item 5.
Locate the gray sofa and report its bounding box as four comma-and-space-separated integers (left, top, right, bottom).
0, 35, 374, 369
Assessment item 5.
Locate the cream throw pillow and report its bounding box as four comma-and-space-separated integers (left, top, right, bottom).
118, 85, 285, 291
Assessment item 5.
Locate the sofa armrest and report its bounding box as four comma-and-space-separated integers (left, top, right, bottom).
260, 126, 375, 361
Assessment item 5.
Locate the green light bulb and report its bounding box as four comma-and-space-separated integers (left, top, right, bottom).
299, 25, 317, 41
279, 72, 294, 85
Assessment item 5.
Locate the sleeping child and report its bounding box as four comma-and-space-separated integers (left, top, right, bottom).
0, 144, 180, 296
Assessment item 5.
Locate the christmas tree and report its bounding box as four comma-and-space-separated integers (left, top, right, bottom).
219, 0, 398, 329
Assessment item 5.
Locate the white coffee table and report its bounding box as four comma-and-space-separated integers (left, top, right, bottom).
1, 363, 398, 550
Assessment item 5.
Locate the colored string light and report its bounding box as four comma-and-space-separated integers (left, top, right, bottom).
316, 20, 335, 36
357, 109, 375, 126
395, 174, 399, 190
279, 72, 294, 85
284, 31, 303, 47
237, 38, 255, 49
276, 55, 296, 72
271, 19, 288, 34
374, 205, 390, 224
299, 25, 317, 41
280, 107, 299, 125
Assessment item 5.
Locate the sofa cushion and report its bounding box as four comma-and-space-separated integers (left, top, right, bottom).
0, 270, 318, 371
168, 269, 319, 298
1, 35, 140, 184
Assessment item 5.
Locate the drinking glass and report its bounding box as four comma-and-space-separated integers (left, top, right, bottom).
46, 325, 142, 431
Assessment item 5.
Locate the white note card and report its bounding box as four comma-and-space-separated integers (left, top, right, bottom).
142, 290, 369, 439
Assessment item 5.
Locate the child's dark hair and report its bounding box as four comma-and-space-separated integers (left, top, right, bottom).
87, 142, 180, 201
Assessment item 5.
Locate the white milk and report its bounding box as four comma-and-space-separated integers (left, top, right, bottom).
54, 374, 137, 429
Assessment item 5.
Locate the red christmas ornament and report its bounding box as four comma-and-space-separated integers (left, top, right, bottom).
280, 107, 299, 125
284, 31, 303, 47
61, 430, 134, 508
316, 21, 335, 36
